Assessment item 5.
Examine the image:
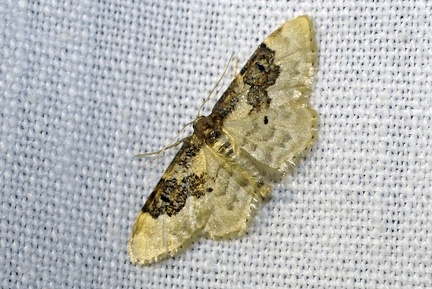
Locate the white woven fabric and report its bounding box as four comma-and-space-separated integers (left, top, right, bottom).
2, 1, 431, 288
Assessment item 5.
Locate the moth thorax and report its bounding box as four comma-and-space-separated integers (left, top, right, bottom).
193, 115, 221, 145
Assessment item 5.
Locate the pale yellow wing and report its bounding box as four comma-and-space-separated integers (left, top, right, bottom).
223, 103, 318, 178
128, 135, 212, 265
200, 140, 272, 239
214, 15, 317, 178
128, 134, 271, 264
210, 16, 316, 120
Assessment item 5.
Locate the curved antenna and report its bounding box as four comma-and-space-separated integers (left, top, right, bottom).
134, 120, 194, 157
196, 53, 235, 118
136, 53, 235, 158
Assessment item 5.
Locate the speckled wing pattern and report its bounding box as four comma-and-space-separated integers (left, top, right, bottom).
129, 15, 318, 265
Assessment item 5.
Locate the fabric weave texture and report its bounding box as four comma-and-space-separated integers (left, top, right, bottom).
1, 1, 431, 288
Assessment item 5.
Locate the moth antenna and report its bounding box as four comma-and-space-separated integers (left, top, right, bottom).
196, 53, 235, 118
135, 54, 235, 159
139, 153, 159, 167
135, 134, 187, 167
135, 134, 191, 158
232, 56, 238, 80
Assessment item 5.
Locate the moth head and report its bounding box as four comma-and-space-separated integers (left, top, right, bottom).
193, 116, 221, 144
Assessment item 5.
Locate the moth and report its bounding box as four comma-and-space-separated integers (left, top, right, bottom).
129, 15, 318, 265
